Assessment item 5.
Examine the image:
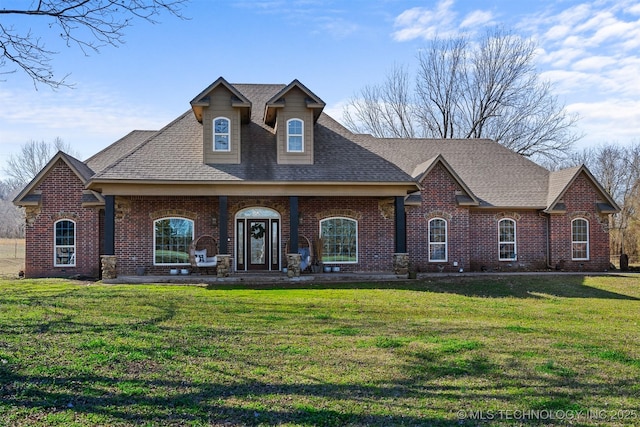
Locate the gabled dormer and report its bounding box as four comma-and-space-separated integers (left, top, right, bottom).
264, 79, 325, 165
190, 77, 251, 164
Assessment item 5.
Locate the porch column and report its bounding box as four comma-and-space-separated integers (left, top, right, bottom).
104, 195, 115, 255
394, 196, 406, 253
101, 195, 117, 279
289, 196, 299, 253
219, 196, 228, 254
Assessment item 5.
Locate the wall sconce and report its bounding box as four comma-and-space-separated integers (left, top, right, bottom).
212, 213, 218, 227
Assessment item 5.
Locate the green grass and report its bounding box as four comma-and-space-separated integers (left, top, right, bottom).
0, 275, 639, 426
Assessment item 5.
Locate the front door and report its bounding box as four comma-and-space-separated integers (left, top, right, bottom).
248, 219, 268, 270
236, 209, 280, 271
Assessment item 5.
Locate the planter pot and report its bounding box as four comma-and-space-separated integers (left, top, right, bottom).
323, 266, 332, 273
332, 266, 340, 273
181, 269, 189, 275
170, 269, 178, 275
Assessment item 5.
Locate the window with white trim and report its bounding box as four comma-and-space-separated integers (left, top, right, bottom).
287, 118, 304, 152
320, 217, 357, 263
429, 218, 447, 262
54, 220, 76, 267
154, 217, 194, 265
498, 218, 516, 261
572, 218, 589, 260
213, 117, 230, 151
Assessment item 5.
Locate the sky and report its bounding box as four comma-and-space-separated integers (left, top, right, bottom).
1, 0, 639, 178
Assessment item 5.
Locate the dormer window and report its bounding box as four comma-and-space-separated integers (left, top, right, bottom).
213, 117, 230, 151
287, 118, 304, 152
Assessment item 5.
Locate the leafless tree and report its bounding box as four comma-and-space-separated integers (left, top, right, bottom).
3, 137, 76, 186
571, 142, 640, 258
0, 0, 187, 88
343, 28, 581, 163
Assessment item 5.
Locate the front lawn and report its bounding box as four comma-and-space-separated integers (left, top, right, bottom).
0, 275, 639, 426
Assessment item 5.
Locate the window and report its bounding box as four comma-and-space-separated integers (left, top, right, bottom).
429, 218, 447, 262
54, 220, 75, 267
498, 218, 516, 261
154, 217, 194, 265
572, 218, 589, 260
320, 217, 357, 263
287, 118, 304, 152
213, 117, 230, 151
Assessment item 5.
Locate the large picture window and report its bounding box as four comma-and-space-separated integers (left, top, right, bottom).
54, 220, 75, 267
498, 218, 516, 261
213, 117, 230, 151
572, 218, 589, 260
320, 217, 357, 263
287, 118, 304, 152
429, 218, 447, 262
154, 217, 194, 265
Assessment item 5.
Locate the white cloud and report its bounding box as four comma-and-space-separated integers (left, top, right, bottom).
460, 10, 494, 28
568, 99, 640, 145
0, 84, 172, 161
392, 0, 457, 41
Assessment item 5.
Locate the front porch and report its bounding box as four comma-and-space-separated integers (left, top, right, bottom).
103, 270, 404, 285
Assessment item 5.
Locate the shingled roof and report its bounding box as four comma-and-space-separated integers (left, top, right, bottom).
28, 81, 616, 212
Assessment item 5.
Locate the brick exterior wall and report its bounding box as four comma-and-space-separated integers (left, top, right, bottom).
25, 165, 612, 277
24, 159, 101, 278
408, 163, 470, 273
468, 210, 548, 272
548, 173, 611, 271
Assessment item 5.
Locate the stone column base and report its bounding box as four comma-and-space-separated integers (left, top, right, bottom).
287, 253, 302, 278
101, 255, 117, 280
393, 253, 409, 276
216, 254, 231, 278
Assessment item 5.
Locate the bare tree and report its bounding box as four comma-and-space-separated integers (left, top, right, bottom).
343, 28, 581, 163
0, 0, 187, 88
343, 64, 416, 138
570, 142, 640, 258
3, 137, 76, 186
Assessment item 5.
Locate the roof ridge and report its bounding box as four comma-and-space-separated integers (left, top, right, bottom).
91, 111, 191, 179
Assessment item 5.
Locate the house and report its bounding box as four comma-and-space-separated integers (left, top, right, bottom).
13, 77, 620, 279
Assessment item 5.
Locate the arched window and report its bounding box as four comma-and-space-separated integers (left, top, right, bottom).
320, 217, 357, 263
498, 218, 516, 261
154, 217, 194, 265
54, 219, 75, 267
287, 118, 304, 152
572, 218, 589, 260
213, 117, 230, 151
428, 218, 447, 262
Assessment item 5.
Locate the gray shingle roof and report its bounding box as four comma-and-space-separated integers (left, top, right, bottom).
86, 130, 157, 174
356, 136, 551, 207
84, 82, 614, 211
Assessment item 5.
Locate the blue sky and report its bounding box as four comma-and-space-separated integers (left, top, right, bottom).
1, 0, 639, 177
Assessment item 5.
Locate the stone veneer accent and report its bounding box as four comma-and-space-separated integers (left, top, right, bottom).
101, 255, 117, 279
216, 255, 231, 277
393, 253, 409, 276
287, 253, 302, 277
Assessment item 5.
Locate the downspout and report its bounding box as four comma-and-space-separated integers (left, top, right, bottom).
545, 213, 553, 269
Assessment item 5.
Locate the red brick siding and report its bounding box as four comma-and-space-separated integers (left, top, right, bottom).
469, 210, 548, 271
548, 173, 611, 271
24, 159, 101, 278
408, 163, 470, 272
113, 195, 393, 274
27, 166, 612, 276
